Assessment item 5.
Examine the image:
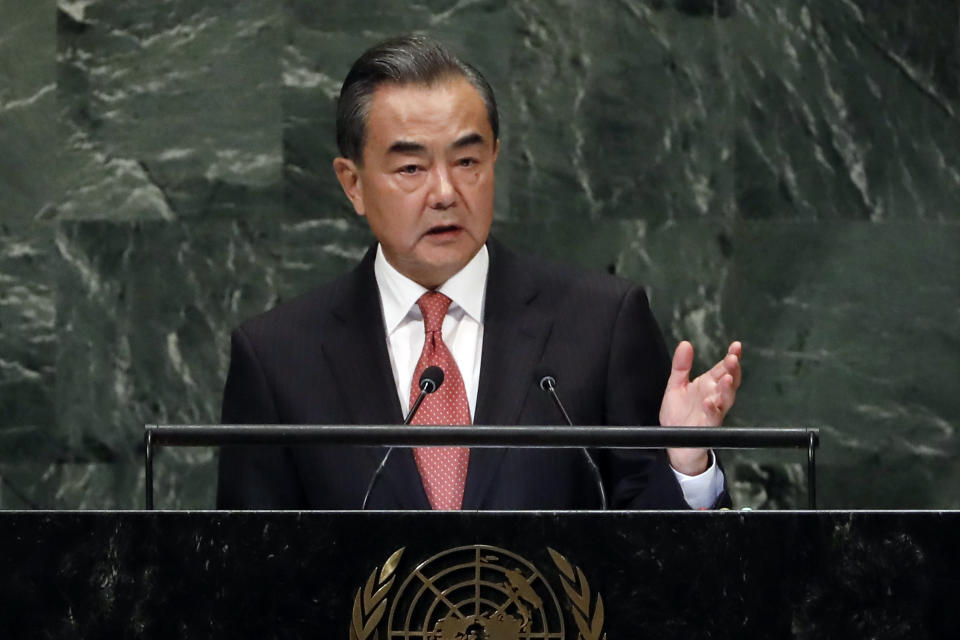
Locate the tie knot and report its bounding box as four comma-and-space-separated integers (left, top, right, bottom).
417, 292, 452, 334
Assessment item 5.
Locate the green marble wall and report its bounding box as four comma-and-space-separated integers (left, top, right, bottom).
1, 0, 957, 509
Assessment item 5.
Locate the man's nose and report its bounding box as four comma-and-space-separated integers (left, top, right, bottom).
426, 166, 456, 210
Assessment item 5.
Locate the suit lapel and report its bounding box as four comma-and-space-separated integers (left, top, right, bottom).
320, 246, 430, 509
462, 239, 554, 509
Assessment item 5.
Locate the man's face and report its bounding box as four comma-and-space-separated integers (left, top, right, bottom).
334, 77, 499, 289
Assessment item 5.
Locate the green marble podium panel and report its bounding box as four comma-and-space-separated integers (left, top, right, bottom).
0, 1, 957, 509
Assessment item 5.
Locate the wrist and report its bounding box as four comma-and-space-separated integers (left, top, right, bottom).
668, 448, 710, 476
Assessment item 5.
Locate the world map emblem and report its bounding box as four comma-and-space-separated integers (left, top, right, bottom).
349, 545, 606, 640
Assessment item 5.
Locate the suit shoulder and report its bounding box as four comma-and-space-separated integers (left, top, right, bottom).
503, 244, 645, 306
232, 269, 355, 342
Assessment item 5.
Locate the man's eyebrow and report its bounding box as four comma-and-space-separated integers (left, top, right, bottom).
387, 140, 427, 154
451, 133, 485, 149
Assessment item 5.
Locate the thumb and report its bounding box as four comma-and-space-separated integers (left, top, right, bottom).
666, 341, 694, 389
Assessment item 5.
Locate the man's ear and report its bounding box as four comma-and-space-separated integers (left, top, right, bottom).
333, 157, 365, 216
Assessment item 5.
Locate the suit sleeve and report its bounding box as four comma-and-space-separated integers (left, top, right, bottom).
601, 285, 730, 509
597, 285, 684, 508
216, 327, 307, 509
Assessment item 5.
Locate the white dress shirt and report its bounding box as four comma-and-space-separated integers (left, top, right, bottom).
372, 244, 723, 509
374, 244, 488, 419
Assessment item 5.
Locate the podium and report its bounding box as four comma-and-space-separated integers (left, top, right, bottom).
1, 510, 957, 637
3, 426, 954, 636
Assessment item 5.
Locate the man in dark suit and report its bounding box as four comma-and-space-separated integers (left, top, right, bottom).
216, 35, 741, 510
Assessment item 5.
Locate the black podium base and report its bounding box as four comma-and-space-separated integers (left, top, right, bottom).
1, 511, 957, 638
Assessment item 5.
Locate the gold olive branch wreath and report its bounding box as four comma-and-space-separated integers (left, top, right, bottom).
349, 547, 404, 640
548, 548, 607, 640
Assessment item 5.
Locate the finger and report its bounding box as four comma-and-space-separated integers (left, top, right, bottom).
700, 394, 723, 426
701, 373, 734, 407
719, 372, 736, 402
727, 341, 743, 389
709, 373, 737, 420
667, 340, 694, 390
707, 352, 735, 382
707, 349, 741, 385
724, 352, 742, 390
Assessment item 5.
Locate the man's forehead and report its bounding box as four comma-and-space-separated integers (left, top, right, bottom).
365, 78, 492, 144
371, 75, 479, 102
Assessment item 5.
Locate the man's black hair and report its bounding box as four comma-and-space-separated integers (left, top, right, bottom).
336, 34, 499, 164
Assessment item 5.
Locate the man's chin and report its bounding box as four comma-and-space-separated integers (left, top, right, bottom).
407, 248, 479, 288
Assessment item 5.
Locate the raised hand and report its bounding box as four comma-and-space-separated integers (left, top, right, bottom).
659, 340, 742, 475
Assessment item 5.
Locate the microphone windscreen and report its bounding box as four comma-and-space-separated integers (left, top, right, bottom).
533, 365, 556, 392
420, 366, 445, 393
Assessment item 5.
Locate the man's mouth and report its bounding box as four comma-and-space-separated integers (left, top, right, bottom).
425, 224, 462, 236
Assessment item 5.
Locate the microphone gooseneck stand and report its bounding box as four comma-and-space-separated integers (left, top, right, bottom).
361, 366, 445, 509
539, 374, 608, 510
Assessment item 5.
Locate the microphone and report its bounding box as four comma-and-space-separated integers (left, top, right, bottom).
405, 366, 444, 425
538, 373, 608, 510
361, 366, 445, 509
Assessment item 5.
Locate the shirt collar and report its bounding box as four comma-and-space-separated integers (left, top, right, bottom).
374, 244, 489, 335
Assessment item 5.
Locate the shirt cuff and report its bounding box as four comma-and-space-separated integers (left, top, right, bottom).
671, 451, 725, 510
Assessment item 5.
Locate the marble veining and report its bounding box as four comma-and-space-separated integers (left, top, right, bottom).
0, 0, 957, 508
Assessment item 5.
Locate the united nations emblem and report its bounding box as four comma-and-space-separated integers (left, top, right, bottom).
349, 545, 606, 640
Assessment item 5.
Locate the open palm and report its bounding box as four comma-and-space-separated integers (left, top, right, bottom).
659, 340, 742, 475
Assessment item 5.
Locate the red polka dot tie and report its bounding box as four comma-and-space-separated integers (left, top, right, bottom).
409, 292, 471, 510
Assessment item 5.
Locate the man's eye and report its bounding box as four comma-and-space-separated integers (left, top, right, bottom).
399, 165, 421, 174
457, 158, 477, 168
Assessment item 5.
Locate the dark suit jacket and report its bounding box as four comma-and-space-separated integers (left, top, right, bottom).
216, 238, 705, 510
